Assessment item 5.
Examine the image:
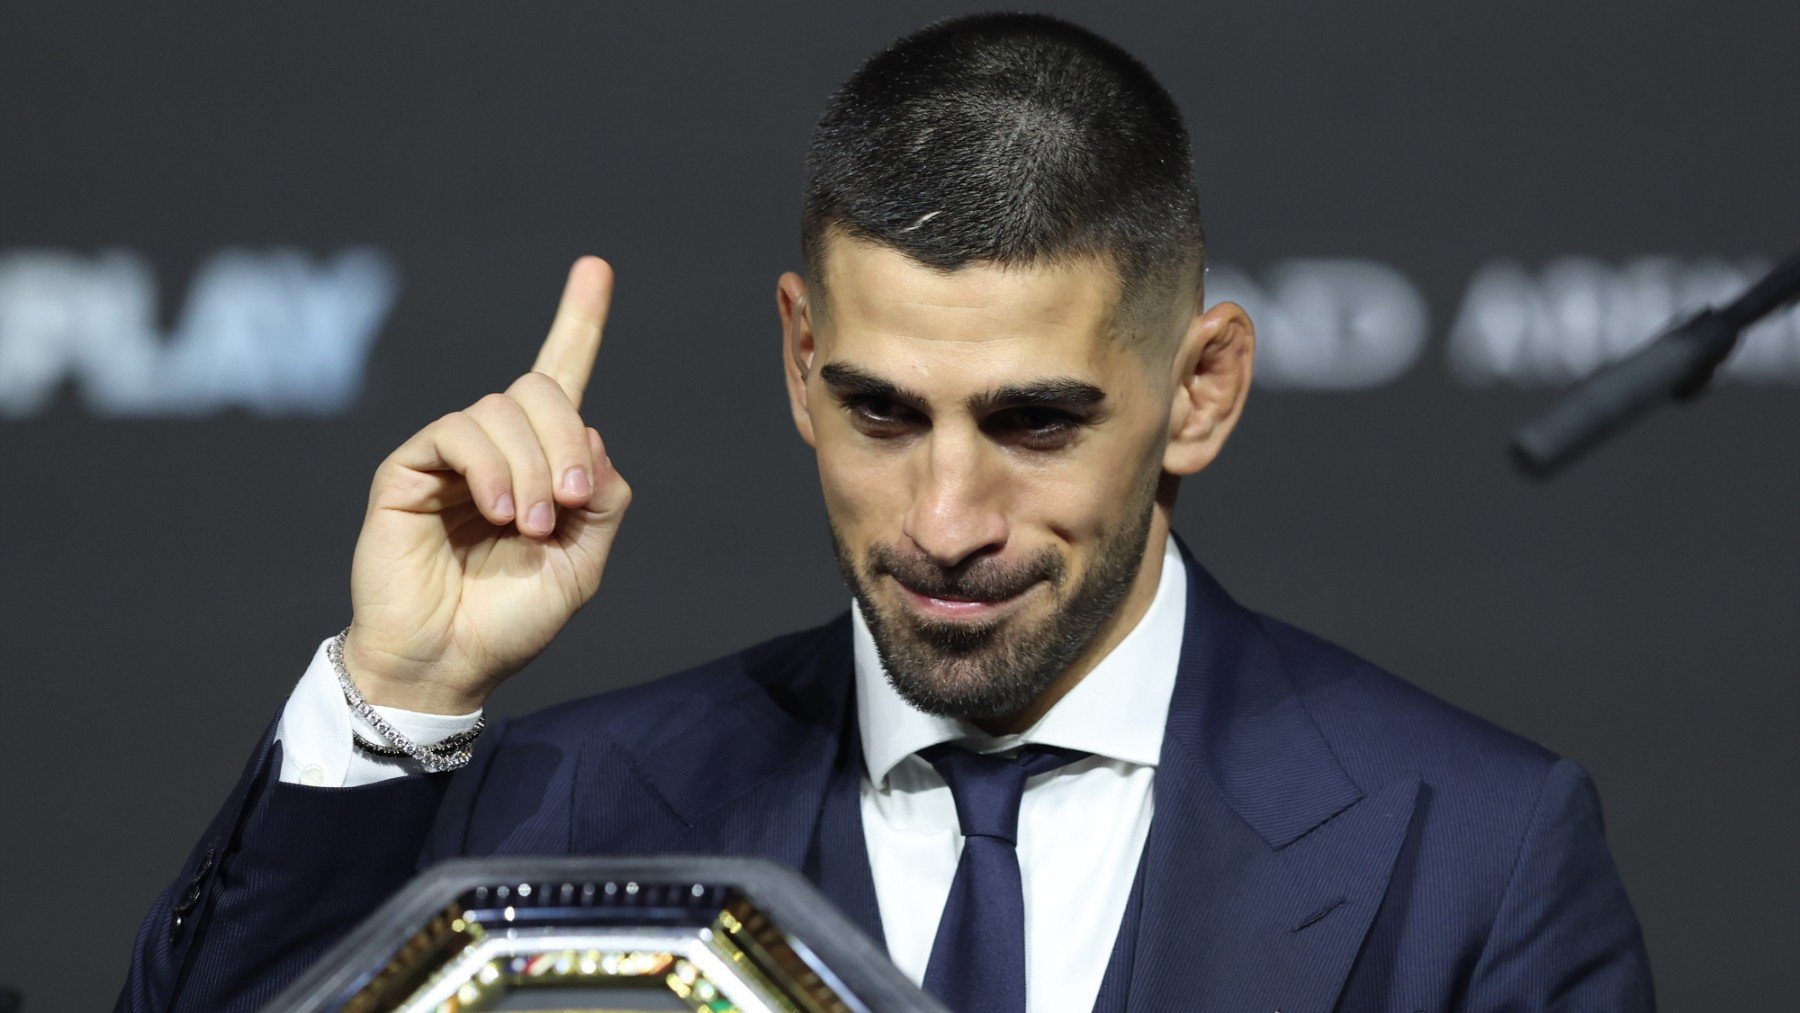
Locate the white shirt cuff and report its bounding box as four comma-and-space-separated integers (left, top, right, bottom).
275, 634, 485, 787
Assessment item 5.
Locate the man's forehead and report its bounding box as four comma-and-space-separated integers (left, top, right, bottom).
816, 234, 1124, 352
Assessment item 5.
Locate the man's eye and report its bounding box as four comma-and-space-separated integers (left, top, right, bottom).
991, 408, 1081, 449
844, 397, 917, 434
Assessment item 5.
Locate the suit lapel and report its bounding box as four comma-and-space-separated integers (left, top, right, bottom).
591, 615, 884, 938
806, 704, 888, 947
1123, 541, 1420, 1012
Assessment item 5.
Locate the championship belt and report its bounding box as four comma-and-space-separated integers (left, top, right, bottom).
268, 856, 942, 1013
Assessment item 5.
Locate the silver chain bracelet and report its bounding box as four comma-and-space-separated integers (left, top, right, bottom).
328, 627, 484, 773
351, 725, 484, 760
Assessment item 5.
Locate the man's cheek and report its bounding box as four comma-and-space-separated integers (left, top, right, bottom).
821, 449, 902, 525
1019, 474, 1113, 537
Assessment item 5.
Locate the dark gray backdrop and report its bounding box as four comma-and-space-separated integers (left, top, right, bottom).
2, 2, 1796, 1008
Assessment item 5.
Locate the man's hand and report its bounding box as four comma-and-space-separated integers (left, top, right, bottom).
341, 256, 631, 714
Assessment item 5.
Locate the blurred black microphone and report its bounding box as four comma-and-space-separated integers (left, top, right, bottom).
0, 986, 20, 1013
1512, 248, 1800, 476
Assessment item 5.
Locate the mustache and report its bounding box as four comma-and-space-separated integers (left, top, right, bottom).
867, 543, 1063, 602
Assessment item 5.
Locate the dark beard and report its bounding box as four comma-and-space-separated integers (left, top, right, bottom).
829, 470, 1159, 723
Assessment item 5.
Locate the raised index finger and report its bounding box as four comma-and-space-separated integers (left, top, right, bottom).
531, 255, 614, 409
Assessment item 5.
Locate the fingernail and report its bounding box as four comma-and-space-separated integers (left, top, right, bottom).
528, 501, 554, 532
563, 467, 590, 497
495, 492, 514, 518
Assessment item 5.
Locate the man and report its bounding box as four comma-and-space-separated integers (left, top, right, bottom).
119, 12, 1654, 1011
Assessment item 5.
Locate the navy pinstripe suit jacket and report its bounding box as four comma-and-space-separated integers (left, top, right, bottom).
118, 539, 1654, 1011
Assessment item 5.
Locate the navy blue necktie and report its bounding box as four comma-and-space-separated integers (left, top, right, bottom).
919, 743, 1091, 1013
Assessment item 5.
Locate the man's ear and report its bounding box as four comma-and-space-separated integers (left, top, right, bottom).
1164, 299, 1255, 476
777, 270, 818, 447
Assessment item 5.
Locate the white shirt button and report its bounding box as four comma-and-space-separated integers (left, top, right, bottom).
299, 763, 328, 786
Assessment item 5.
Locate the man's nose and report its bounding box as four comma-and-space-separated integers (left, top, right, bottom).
901, 432, 1009, 567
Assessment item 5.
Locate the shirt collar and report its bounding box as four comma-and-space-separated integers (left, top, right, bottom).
854, 532, 1187, 789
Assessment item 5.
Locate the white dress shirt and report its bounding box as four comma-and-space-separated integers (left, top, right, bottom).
275, 533, 1187, 1012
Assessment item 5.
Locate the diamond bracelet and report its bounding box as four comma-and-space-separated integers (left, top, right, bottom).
351, 726, 484, 760
328, 627, 484, 774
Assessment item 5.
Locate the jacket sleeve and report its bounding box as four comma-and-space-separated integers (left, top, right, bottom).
114, 718, 458, 1012
1463, 757, 1656, 1011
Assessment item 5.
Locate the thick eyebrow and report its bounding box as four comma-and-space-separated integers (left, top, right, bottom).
967, 378, 1107, 414
818, 361, 1108, 415
818, 362, 928, 409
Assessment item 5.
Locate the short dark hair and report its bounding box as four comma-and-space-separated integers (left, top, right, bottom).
801, 12, 1206, 342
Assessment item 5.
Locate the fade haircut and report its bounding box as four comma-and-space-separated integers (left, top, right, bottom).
801, 12, 1206, 347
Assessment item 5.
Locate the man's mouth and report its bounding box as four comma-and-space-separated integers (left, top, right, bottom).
891, 577, 1034, 621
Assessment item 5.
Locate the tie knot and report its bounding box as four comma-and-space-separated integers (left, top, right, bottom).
920, 743, 1089, 845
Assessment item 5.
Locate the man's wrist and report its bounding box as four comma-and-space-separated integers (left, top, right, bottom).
341, 633, 488, 715
330, 628, 484, 774
282, 634, 469, 787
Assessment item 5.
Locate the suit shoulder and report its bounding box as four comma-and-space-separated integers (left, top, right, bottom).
496, 615, 846, 747
1252, 611, 1562, 793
